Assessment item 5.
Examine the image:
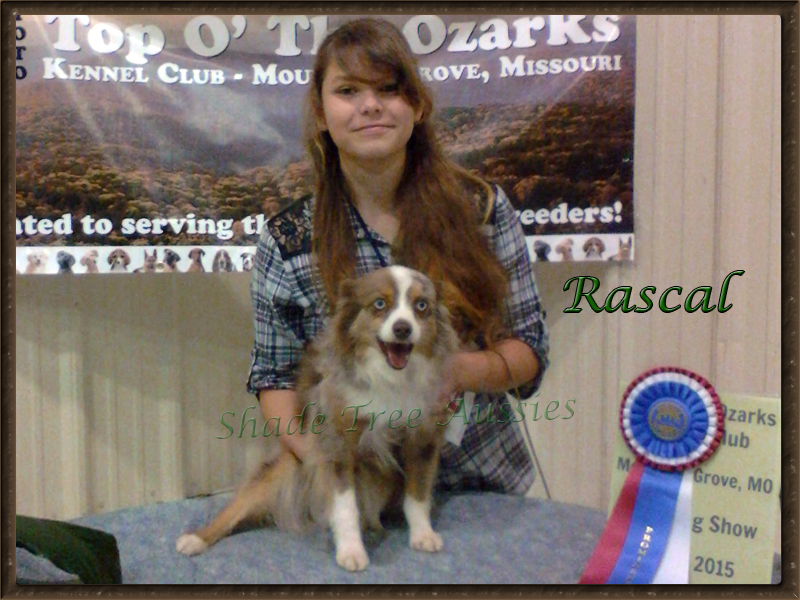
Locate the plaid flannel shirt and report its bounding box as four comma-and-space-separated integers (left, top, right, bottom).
247, 187, 549, 495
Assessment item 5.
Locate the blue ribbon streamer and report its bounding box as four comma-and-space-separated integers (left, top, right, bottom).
606, 466, 683, 584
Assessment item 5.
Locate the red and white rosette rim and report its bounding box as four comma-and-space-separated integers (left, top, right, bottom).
619, 366, 725, 472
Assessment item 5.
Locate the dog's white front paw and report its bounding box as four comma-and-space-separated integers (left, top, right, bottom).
336, 542, 370, 571
176, 533, 208, 556
410, 530, 443, 552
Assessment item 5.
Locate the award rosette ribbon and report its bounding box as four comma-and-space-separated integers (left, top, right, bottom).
579, 367, 724, 584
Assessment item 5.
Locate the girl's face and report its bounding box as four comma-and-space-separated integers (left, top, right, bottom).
318, 62, 422, 167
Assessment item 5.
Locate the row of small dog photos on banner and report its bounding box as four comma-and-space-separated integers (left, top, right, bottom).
18, 235, 634, 275
529, 234, 633, 262
17, 247, 257, 275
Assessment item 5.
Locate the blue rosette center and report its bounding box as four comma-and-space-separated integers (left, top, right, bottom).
647, 399, 689, 441
628, 381, 708, 461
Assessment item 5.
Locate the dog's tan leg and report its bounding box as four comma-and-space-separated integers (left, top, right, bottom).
402, 425, 445, 552
328, 425, 370, 571
176, 453, 298, 556
356, 462, 402, 532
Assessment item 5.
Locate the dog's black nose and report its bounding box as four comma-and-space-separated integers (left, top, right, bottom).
392, 320, 412, 341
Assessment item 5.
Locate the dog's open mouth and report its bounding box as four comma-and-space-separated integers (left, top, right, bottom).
378, 341, 413, 370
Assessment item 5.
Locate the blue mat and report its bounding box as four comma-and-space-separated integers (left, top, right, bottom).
55, 492, 607, 584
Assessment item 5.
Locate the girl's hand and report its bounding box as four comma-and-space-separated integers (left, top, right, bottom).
440, 341, 538, 398
281, 431, 311, 461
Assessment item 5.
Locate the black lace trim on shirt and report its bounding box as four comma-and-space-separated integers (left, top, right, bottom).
267, 195, 313, 260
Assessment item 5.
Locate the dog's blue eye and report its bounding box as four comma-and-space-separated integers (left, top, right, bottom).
415, 300, 428, 312
373, 298, 386, 310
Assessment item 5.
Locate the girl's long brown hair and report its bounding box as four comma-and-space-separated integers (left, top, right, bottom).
306, 18, 508, 346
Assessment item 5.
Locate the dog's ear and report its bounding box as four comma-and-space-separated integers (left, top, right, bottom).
434, 278, 466, 337
427, 278, 459, 352
334, 278, 359, 317
336, 278, 357, 307
429, 276, 445, 309
434, 298, 452, 330
332, 278, 361, 353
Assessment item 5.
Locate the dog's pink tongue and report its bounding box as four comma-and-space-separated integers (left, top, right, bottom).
386, 343, 411, 370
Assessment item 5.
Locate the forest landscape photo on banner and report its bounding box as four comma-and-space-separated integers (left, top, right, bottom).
15, 14, 635, 274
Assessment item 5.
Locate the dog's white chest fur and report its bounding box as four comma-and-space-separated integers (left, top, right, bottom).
345, 349, 439, 421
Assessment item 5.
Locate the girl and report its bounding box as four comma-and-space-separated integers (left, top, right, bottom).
247, 17, 549, 495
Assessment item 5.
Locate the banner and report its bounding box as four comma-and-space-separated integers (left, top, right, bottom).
15, 14, 636, 274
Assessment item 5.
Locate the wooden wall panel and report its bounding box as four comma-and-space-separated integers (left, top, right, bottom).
715, 16, 778, 396
650, 16, 689, 368
83, 278, 120, 515
766, 16, 782, 396
113, 281, 146, 512
679, 16, 720, 378
15, 281, 45, 515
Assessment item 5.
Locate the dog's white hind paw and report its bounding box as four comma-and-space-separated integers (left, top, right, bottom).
410, 530, 443, 552
176, 533, 208, 556
336, 542, 370, 571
